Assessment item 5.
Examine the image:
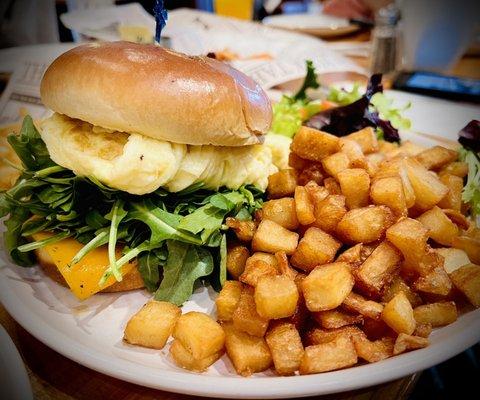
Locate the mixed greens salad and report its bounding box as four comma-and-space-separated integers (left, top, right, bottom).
271, 61, 410, 142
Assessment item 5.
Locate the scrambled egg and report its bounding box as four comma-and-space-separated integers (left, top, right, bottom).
40, 113, 283, 195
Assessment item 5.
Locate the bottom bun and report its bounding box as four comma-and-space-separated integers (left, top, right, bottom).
35, 247, 145, 293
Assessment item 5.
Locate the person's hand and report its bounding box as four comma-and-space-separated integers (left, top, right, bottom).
322, 0, 372, 19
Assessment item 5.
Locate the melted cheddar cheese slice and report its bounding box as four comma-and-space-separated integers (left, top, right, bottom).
32, 232, 136, 300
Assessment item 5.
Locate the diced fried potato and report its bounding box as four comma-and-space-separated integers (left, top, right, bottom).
342, 292, 384, 320
416, 206, 459, 246
255, 275, 299, 319
382, 276, 422, 308
435, 248, 470, 274
226, 218, 256, 242
393, 333, 429, 355
413, 323, 432, 338
313, 194, 347, 233
305, 326, 362, 346
382, 292, 416, 335
289, 152, 310, 170
378, 140, 398, 154
262, 198, 299, 230
252, 219, 299, 255
313, 310, 363, 329
362, 318, 395, 341
285, 293, 309, 331
324, 177, 342, 195
173, 312, 225, 360
226, 244, 249, 279
337, 243, 375, 268
400, 141, 426, 156
321, 152, 350, 179
413, 302, 457, 327
355, 241, 401, 295
233, 286, 270, 337
246, 252, 278, 270
370, 176, 407, 216
452, 236, 480, 265
437, 174, 463, 211
386, 218, 428, 268
291, 126, 340, 161
352, 335, 394, 363
294, 186, 315, 225
438, 161, 469, 178
170, 339, 223, 372
339, 138, 366, 169
449, 264, 480, 307
291, 227, 341, 271
366, 152, 386, 171
415, 146, 458, 170
298, 163, 325, 186
413, 267, 452, 297
302, 262, 354, 312
267, 169, 298, 199
413, 248, 445, 277
338, 168, 371, 209
304, 180, 329, 203
223, 322, 272, 376
443, 209, 470, 231
299, 335, 357, 374
124, 300, 181, 349
265, 322, 304, 375
346, 127, 379, 154
404, 158, 449, 210
240, 259, 278, 287
337, 206, 394, 244
216, 281, 243, 321
274, 251, 298, 281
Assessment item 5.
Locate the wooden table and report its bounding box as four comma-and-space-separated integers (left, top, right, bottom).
1, 25, 479, 400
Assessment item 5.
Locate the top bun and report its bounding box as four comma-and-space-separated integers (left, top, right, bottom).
40, 42, 272, 146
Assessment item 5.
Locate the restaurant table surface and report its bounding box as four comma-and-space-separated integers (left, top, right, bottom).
0, 26, 479, 400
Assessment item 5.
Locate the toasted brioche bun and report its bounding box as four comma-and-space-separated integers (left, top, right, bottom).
40, 41, 272, 147
35, 247, 145, 293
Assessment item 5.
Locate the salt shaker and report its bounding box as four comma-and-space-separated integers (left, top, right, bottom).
370, 4, 401, 75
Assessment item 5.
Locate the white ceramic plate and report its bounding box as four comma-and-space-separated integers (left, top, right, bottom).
0, 325, 33, 400
263, 13, 359, 38
1, 97, 480, 398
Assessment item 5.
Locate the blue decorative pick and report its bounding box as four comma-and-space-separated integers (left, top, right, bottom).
154, 0, 168, 44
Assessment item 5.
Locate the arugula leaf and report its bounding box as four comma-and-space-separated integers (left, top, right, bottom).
154, 241, 214, 305
178, 191, 249, 242
137, 247, 167, 292
219, 234, 227, 287
293, 60, 320, 101
105, 200, 128, 281
7, 116, 55, 170
4, 207, 35, 266
459, 147, 480, 217
128, 199, 201, 244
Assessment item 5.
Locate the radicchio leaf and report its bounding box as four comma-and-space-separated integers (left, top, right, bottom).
306, 74, 401, 143
458, 120, 480, 152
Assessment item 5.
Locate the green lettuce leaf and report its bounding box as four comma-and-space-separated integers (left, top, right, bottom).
459, 147, 480, 217
154, 240, 214, 305
370, 93, 411, 131
327, 82, 363, 106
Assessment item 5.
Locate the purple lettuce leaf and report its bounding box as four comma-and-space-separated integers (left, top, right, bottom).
306, 74, 400, 143
458, 120, 480, 152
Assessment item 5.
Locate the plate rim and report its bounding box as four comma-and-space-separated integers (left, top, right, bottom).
1, 263, 480, 399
